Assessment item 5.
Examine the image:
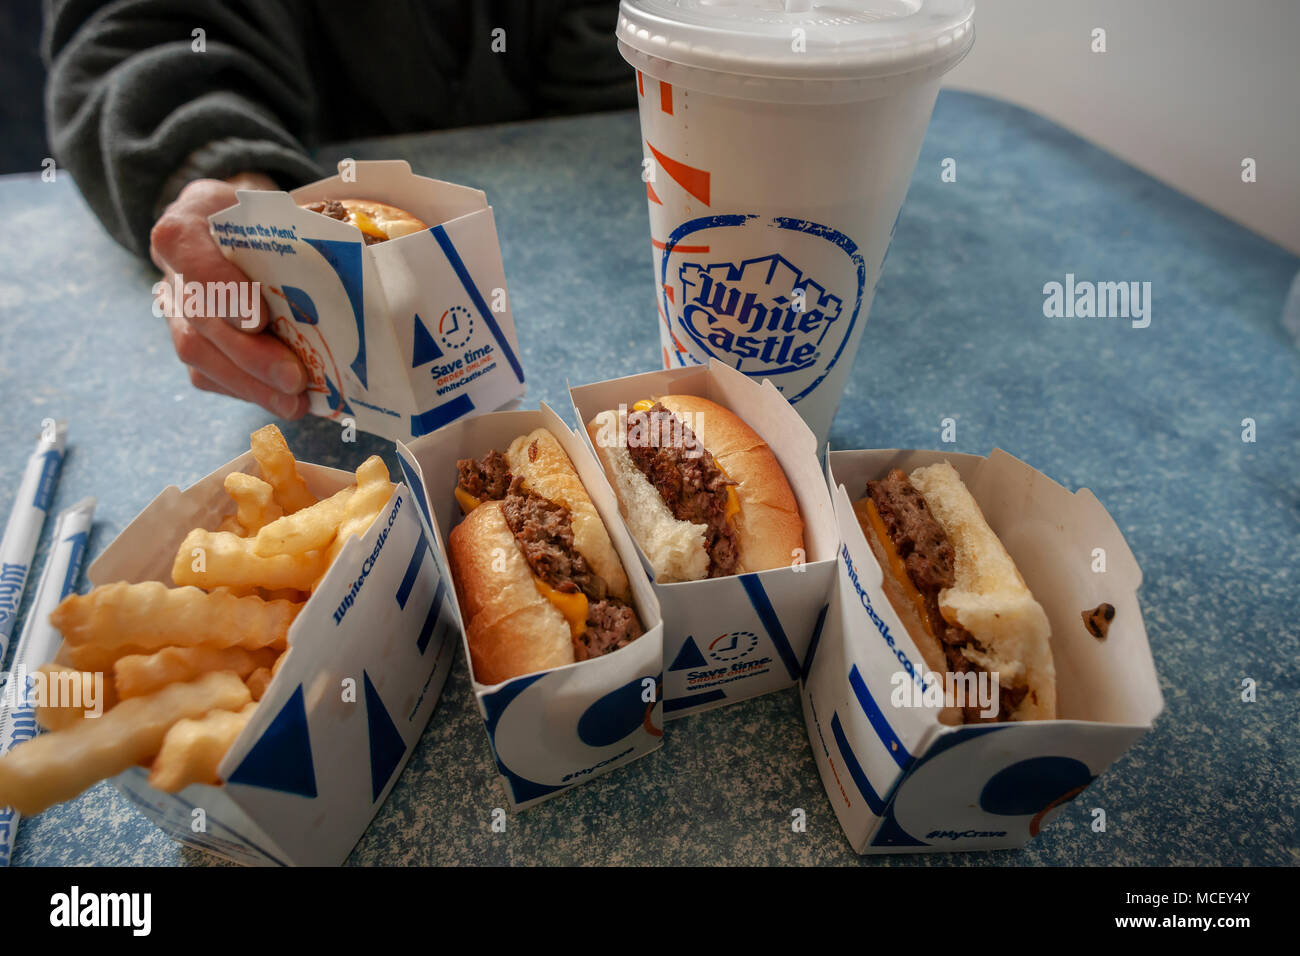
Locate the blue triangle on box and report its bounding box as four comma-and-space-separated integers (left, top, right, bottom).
669, 636, 707, 671
363, 671, 408, 802
411, 313, 443, 367
227, 685, 317, 798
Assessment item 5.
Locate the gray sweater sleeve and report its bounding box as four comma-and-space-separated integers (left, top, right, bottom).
43, 0, 326, 256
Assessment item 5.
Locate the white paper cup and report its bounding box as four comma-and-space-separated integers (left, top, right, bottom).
618, 0, 975, 445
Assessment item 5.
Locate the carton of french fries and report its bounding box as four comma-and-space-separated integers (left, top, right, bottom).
0, 426, 456, 865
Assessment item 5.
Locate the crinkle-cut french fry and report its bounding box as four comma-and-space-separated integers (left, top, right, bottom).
245, 667, 273, 701
344, 456, 395, 532
172, 529, 326, 592
253, 485, 354, 557
0, 672, 251, 815
54, 635, 280, 703
223, 472, 282, 534
56, 639, 152, 674
114, 645, 279, 700
271, 648, 290, 677
33, 665, 117, 731
51, 581, 300, 652
319, 457, 395, 572
216, 514, 246, 536
250, 424, 316, 514
148, 702, 258, 793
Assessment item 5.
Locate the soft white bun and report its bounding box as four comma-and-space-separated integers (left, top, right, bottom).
586, 411, 709, 583
504, 428, 630, 601
448, 501, 573, 685
585, 396, 804, 581
655, 395, 804, 574
908, 462, 1057, 721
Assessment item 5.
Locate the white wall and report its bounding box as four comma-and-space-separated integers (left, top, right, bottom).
944, 0, 1300, 254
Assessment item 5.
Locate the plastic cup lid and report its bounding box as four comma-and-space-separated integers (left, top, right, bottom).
618, 0, 975, 82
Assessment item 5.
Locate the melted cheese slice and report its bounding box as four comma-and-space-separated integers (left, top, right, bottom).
454, 486, 481, 514
534, 578, 587, 638
715, 463, 741, 521
855, 497, 941, 642
348, 208, 388, 240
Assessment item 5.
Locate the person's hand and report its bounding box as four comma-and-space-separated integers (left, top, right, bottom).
150, 173, 309, 419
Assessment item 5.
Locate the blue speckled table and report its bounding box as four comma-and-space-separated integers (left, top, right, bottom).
2, 91, 1297, 866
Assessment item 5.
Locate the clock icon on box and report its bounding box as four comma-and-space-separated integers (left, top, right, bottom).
439, 305, 473, 350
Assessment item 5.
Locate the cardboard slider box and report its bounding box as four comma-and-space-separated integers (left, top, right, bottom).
804, 448, 1163, 854
569, 360, 839, 719
96, 450, 456, 866
208, 160, 526, 443
395, 404, 666, 809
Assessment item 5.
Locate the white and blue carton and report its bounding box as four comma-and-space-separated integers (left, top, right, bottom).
803, 448, 1163, 853
396, 404, 666, 809
209, 160, 526, 443
570, 360, 838, 719
99, 451, 456, 866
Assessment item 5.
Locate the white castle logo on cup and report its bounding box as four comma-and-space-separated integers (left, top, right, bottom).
676, 255, 843, 379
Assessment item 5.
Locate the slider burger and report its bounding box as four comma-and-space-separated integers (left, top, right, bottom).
585, 396, 803, 582
300, 198, 428, 245
854, 462, 1056, 724
449, 428, 643, 685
